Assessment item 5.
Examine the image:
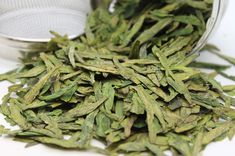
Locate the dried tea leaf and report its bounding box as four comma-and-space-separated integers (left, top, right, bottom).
202, 122, 232, 145
118, 142, 147, 152
102, 82, 115, 112
9, 103, 31, 130
96, 112, 111, 137
0, 125, 10, 135
205, 45, 235, 65
190, 61, 230, 70
24, 68, 57, 104
18, 65, 46, 78
134, 86, 166, 142
217, 71, 235, 82
168, 134, 192, 156
136, 18, 172, 44
34, 137, 79, 149
66, 97, 107, 117
192, 131, 204, 156
79, 110, 99, 148
146, 143, 165, 156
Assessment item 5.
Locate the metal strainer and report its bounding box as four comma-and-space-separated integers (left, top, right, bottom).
0, 0, 91, 52
0, 0, 228, 55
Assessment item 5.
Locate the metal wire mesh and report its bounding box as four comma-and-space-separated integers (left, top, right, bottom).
0, 0, 91, 41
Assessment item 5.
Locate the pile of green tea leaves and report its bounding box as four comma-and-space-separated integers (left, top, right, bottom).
1, 0, 235, 156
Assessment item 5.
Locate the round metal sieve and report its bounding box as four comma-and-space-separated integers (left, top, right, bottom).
0, 8, 87, 42
0, 0, 91, 52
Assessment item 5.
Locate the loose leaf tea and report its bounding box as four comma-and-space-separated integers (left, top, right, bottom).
1, 0, 235, 156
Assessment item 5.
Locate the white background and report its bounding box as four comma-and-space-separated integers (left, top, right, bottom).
0, 1, 235, 156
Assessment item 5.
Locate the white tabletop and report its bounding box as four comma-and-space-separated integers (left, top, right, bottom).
0, 1, 235, 156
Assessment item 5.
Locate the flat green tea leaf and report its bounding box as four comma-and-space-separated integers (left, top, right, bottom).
23, 100, 48, 110
168, 134, 192, 156
96, 112, 111, 137
217, 71, 235, 82
174, 15, 201, 26
123, 15, 146, 46
9, 103, 31, 129
24, 68, 57, 104
192, 131, 203, 156
39, 82, 77, 102
34, 137, 79, 149
134, 86, 166, 142
202, 122, 232, 145
118, 142, 147, 152
79, 110, 99, 148
18, 65, 46, 78
0, 125, 10, 135
137, 18, 172, 44
190, 61, 230, 71
207, 46, 235, 65
66, 97, 107, 117
146, 143, 165, 156
102, 82, 115, 112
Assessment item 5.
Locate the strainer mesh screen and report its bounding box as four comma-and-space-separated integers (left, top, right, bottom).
0, 0, 90, 41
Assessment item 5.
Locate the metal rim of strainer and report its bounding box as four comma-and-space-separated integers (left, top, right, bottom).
192, 0, 228, 54
0, 0, 229, 53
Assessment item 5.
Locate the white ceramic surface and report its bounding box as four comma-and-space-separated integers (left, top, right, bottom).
0, 1, 235, 156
